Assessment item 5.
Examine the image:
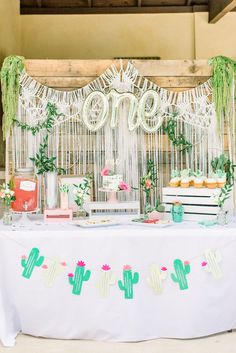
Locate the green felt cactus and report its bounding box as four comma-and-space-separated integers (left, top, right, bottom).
118, 265, 139, 299
170, 259, 190, 290
68, 261, 91, 295
21, 248, 44, 279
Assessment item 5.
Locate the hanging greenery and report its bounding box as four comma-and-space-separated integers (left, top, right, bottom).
209, 56, 236, 131
163, 113, 192, 153
13, 102, 60, 135
0, 56, 25, 140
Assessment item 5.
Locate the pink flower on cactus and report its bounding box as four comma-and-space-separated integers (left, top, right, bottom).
161, 267, 167, 271
201, 261, 207, 267
77, 261, 85, 267
119, 181, 131, 192
184, 261, 190, 266
123, 265, 132, 271
61, 262, 67, 267
21, 255, 27, 260
101, 167, 110, 176
42, 265, 48, 269
102, 264, 111, 271
68, 273, 74, 277
145, 179, 152, 190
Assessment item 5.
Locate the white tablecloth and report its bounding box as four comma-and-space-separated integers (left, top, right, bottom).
1, 217, 236, 347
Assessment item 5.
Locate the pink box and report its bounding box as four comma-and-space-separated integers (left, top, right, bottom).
44, 208, 73, 222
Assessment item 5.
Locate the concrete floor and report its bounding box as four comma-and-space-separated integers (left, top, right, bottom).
1, 332, 236, 353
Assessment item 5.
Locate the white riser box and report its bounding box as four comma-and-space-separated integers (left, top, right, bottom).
162, 187, 229, 222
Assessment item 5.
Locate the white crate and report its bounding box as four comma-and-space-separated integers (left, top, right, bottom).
162, 187, 221, 222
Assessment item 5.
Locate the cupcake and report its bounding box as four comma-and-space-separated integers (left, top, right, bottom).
206, 176, 217, 189
216, 169, 226, 188
193, 170, 204, 188
180, 169, 190, 188
169, 169, 180, 187
189, 170, 194, 187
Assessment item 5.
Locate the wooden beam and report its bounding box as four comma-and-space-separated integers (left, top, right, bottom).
20, 5, 208, 15
36, 0, 42, 7
209, 0, 236, 23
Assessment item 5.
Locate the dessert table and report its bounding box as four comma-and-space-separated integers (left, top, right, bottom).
1, 216, 236, 347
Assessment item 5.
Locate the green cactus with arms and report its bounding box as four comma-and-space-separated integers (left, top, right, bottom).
118, 265, 139, 299
68, 261, 91, 295
171, 259, 190, 290
21, 247, 44, 279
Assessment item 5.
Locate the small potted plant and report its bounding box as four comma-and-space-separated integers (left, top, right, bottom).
59, 183, 70, 210
73, 173, 93, 218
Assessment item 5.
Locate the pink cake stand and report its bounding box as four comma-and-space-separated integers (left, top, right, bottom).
98, 188, 125, 203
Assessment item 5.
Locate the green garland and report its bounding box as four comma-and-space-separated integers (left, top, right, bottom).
209, 56, 236, 131
0, 56, 25, 140
13, 102, 60, 135
163, 113, 192, 153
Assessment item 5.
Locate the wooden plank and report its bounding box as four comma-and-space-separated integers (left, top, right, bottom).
20, 5, 208, 14
163, 186, 218, 197
163, 195, 218, 205
209, 0, 236, 23
32, 76, 210, 88
165, 204, 218, 214
25, 60, 211, 77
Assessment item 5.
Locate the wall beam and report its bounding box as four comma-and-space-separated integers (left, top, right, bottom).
209, 0, 236, 23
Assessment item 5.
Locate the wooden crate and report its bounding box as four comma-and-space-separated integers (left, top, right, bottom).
162, 187, 220, 221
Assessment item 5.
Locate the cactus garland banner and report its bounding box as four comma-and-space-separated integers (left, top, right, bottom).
68, 261, 91, 295
97, 265, 116, 298
118, 265, 139, 299
170, 259, 191, 290
42, 257, 67, 288
21, 248, 44, 279
147, 264, 168, 295
202, 249, 223, 280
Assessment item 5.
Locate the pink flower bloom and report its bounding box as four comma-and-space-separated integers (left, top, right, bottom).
61, 262, 67, 267
21, 255, 27, 260
145, 179, 152, 190
119, 181, 131, 192
77, 261, 85, 267
161, 267, 167, 271
102, 264, 111, 271
68, 273, 74, 277
42, 265, 48, 269
184, 261, 190, 266
123, 265, 132, 271
201, 261, 207, 267
101, 167, 110, 176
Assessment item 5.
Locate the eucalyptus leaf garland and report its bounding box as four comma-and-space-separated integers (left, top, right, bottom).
0, 56, 25, 140
163, 113, 192, 153
13, 102, 60, 135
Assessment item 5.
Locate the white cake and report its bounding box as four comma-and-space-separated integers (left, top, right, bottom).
102, 175, 123, 191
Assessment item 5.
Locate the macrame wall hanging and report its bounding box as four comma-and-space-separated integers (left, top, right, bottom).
7, 60, 230, 208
